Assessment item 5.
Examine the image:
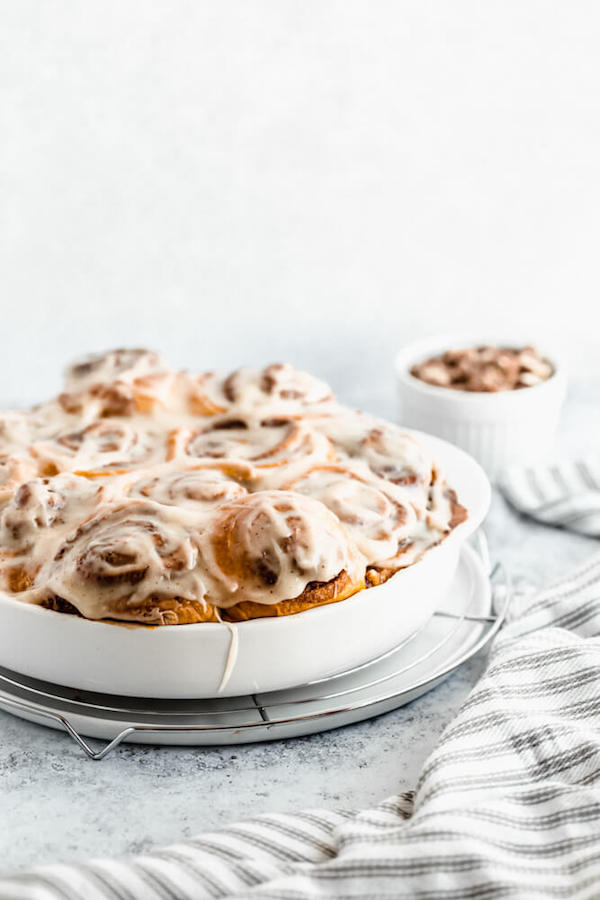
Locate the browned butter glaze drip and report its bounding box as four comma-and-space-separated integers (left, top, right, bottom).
0, 350, 466, 624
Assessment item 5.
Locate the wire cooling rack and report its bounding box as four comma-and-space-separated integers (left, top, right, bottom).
0, 534, 511, 759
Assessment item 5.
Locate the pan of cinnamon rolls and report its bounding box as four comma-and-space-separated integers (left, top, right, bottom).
0, 350, 490, 697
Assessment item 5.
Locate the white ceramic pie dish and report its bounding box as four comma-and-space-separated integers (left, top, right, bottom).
0, 430, 490, 699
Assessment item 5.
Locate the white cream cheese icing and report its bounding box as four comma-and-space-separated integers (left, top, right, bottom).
0, 350, 466, 623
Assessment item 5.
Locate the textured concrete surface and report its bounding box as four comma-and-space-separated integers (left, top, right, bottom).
0, 657, 485, 870
0, 379, 597, 875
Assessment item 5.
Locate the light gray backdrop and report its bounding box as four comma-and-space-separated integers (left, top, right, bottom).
1, 1, 598, 411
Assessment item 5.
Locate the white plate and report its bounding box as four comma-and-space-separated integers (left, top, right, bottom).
0, 542, 505, 753
0, 431, 491, 698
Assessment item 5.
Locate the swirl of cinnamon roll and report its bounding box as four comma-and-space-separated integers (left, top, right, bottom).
128, 463, 251, 509
358, 425, 467, 536
1, 479, 65, 551
0, 473, 102, 595
319, 413, 433, 488
187, 372, 228, 416
60, 349, 176, 419
0, 474, 100, 552
286, 464, 417, 565
64, 348, 168, 392
221, 364, 334, 410
47, 501, 217, 624
60, 370, 209, 419
182, 417, 335, 480
360, 426, 433, 487
203, 490, 364, 618
32, 420, 168, 476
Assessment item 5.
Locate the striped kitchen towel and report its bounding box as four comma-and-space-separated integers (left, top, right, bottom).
2, 551, 600, 899
500, 456, 600, 536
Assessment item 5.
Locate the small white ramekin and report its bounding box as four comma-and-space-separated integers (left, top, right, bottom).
395, 335, 567, 478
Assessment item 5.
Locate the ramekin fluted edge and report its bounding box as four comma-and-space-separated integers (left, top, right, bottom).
395, 334, 567, 478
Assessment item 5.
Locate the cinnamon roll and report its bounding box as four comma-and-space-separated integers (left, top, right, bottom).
221, 363, 334, 410
286, 465, 417, 566
59, 370, 199, 420
360, 426, 433, 487
182, 417, 335, 483
0, 350, 468, 625
316, 414, 433, 488
204, 490, 364, 619
0, 473, 108, 594
31, 420, 168, 476
128, 463, 251, 509
46, 501, 218, 624
187, 372, 228, 416
64, 348, 168, 392
2, 478, 69, 550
